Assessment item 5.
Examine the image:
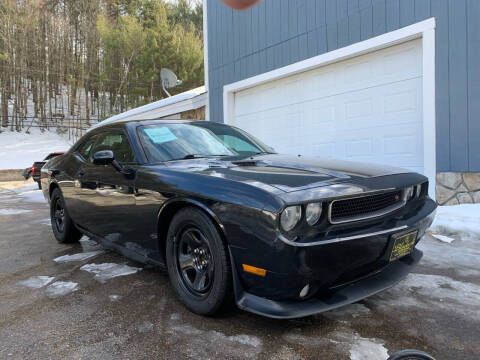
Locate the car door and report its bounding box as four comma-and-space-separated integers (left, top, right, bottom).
62, 134, 100, 224
76, 129, 138, 250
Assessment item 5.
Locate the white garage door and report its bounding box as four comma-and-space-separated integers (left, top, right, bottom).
229, 39, 424, 174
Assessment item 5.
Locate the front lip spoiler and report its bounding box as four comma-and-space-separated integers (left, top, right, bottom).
234, 249, 422, 319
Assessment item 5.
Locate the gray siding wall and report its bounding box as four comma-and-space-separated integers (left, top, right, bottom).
207, 0, 480, 172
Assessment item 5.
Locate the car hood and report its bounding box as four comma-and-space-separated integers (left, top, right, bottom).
159, 153, 411, 194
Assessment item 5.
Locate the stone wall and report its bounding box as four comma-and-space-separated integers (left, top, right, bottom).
436, 172, 480, 205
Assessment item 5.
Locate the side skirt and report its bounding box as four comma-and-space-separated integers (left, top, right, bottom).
76, 225, 166, 269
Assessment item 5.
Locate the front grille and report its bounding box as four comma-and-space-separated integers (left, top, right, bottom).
329, 190, 404, 224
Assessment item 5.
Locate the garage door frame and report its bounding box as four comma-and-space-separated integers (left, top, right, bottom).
223, 18, 436, 199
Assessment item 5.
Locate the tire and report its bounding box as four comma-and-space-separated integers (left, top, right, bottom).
50, 188, 82, 243
387, 350, 436, 360
166, 207, 232, 316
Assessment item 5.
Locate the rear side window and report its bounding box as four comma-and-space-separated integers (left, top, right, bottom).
77, 136, 98, 160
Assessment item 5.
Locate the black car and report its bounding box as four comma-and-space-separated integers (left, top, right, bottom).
41, 120, 436, 319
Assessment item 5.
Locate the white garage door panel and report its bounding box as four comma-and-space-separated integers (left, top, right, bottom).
231, 39, 424, 174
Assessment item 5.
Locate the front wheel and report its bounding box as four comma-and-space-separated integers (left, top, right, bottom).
166, 207, 232, 316
50, 188, 82, 243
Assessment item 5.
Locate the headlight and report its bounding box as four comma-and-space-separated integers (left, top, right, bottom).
404, 186, 414, 200
415, 184, 422, 197
305, 203, 322, 226
280, 206, 302, 232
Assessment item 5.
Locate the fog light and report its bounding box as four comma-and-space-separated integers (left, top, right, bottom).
299, 284, 310, 298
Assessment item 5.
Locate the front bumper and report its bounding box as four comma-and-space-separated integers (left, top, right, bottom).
234, 248, 422, 319
226, 196, 436, 319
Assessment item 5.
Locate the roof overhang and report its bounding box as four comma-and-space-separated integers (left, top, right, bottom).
91, 86, 207, 130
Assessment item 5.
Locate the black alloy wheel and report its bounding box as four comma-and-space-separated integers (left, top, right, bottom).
166, 207, 232, 316
50, 188, 82, 243
52, 197, 66, 233
177, 227, 215, 295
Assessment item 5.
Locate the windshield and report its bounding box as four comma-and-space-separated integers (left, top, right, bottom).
192, 122, 275, 155
138, 124, 235, 162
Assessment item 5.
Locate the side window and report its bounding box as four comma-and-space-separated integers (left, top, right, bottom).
91, 130, 135, 164
77, 135, 98, 161
217, 134, 260, 153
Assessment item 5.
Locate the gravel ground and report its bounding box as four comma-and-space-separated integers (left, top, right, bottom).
0, 180, 479, 360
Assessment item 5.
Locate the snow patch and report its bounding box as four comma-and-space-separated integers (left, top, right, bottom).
36, 218, 51, 226
170, 313, 180, 321
45, 281, 79, 298
0, 209, 31, 215
5, 184, 46, 203
0, 128, 72, 170
80, 263, 141, 282
430, 233, 455, 243
348, 336, 389, 360
79, 236, 102, 252
18, 190, 46, 203
17, 275, 54, 288
283, 331, 330, 347
430, 204, 480, 236
54, 251, 103, 263
283, 328, 388, 360
167, 319, 263, 358
138, 321, 153, 333
417, 235, 480, 277
323, 303, 371, 321
227, 334, 262, 347
109, 295, 121, 302
373, 273, 480, 321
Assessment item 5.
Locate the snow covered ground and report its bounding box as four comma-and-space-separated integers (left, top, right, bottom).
1, 178, 479, 359
0, 128, 73, 170
430, 204, 480, 237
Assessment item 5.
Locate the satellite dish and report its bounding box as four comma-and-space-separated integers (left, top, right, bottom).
161, 68, 182, 97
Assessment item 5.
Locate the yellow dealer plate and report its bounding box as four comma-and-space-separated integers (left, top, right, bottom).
390, 231, 418, 262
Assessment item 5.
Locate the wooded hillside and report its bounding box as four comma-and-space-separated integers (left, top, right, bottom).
0, 0, 203, 133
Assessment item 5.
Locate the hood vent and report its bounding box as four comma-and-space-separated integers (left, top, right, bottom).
232, 161, 258, 167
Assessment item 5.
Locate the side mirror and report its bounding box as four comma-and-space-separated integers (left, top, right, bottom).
93, 150, 115, 165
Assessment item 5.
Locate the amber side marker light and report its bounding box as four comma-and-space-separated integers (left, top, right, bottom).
242, 264, 267, 277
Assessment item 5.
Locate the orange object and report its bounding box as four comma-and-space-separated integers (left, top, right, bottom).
222, 0, 262, 11
242, 264, 267, 277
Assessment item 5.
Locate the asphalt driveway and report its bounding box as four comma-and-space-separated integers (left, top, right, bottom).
0, 180, 479, 360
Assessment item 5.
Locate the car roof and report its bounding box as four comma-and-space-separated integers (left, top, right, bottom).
90, 119, 234, 132
88, 118, 209, 131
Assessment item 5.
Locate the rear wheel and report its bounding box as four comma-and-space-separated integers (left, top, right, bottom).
166, 207, 232, 316
50, 188, 82, 243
